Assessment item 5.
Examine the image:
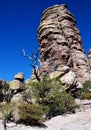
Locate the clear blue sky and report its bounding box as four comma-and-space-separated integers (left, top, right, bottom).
0, 0, 91, 81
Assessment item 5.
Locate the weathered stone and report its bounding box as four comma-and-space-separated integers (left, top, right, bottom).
60, 70, 77, 90
88, 48, 91, 80
9, 72, 25, 91
49, 66, 70, 79
9, 80, 24, 90
11, 93, 22, 102
38, 4, 90, 88
14, 73, 24, 81
26, 70, 39, 85
12, 102, 21, 122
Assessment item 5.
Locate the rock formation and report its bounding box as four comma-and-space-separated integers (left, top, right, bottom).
9, 73, 24, 92
88, 49, 91, 80
26, 70, 38, 84
38, 4, 90, 86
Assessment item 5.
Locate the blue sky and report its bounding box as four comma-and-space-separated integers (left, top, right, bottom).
0, 0, 91, 81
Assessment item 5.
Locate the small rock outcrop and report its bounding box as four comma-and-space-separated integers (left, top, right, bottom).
38, 4, 90, 88
9, 73, 24, 92
26, 70, 38, 84
88, 49, 91, 80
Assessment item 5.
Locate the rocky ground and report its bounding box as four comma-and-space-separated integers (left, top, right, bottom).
0, 100, 91, 130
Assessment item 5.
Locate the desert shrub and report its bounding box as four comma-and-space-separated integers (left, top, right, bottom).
17, 102, 44, 125
0, 101, 44, 126
80, 92, 91, 99
75, 80, 91, 100
0, 102, 14, 122
0, 81, 13, 103
22, 88, 33, 103
28, 76, 76, 118
82, 80, 91, 92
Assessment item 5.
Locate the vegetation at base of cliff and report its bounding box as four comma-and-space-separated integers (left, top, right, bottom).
24, 75, 77, 118
0, 102, 14, 122
75, 80, 91, 100
17, 102, 44, 125
0, 76, 78, 125
0, 82, 13, 103
0, 102, 44, 126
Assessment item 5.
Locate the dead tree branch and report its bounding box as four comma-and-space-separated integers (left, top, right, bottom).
22, 49, 41, 82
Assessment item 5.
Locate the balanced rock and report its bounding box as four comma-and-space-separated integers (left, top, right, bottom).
9, 73, 24, 91
38, 4, 90, 87
14, 73, 24, 81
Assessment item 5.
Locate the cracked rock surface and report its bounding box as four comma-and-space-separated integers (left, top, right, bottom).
38, 4, 90, 84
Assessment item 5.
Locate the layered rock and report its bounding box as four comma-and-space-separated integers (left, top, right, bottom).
88, 49, 91, 80
38, 4, 90, 85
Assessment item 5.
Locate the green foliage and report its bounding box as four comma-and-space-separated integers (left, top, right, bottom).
27, 76, 76, 118
0, 81, 13, 103
22, 88, 32, 103
18, 102, 44, 125
83, 80, 91, 92
75, 80, 91, 100
80, 92, 91, 99
0, 102, 14, 121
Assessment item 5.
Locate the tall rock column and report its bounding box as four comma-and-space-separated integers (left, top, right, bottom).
38, 4, 90, 83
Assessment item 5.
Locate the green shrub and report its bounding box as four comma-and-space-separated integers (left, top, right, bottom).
75, 80, 91, 100
83, 80, 91, 92
22, 88, 32, 103
0, 81, 13, 103
80, 92, 91, 99
0, 102, 14, 122
27, 76, 76, 118
18, 102, 44, 125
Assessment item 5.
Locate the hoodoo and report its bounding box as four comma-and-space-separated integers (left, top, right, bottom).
38, 4, 90, 85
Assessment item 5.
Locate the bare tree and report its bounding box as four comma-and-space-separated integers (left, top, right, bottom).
22, 48, 41, 82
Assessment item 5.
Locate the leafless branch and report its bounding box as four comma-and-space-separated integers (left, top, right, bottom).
22, 49, 41, 82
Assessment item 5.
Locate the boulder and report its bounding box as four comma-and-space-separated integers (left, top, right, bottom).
26, 70, 38, 83
60, 71, 77, 90
11, 93, 22, 102
9, 80, 24, 90
49, 66, 70, 79
14, 73, 24, 81
9, 73, 25, 91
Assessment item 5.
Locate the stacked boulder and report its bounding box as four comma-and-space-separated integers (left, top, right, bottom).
38, 4, 90, 89
9, 73, 24, 93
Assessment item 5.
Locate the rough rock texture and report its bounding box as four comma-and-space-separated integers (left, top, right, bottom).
14, 73, 24, 82
38, 4, 90, 84
9, 73, 24, 91
88, 49, 91, 80
26, 70, 38, 84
